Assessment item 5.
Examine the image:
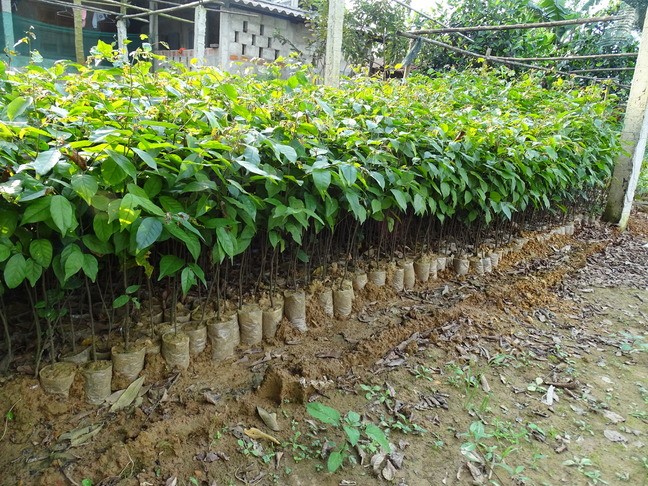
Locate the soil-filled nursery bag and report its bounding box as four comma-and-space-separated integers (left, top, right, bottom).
284, 290, 307, 332
368, 269, 387, 286
162, 332, 190, 370
207, 314, 240, 361
111, 344, 146, 385
333, 287, 353, 318
262, 301, 284, 340
317, 288, 334, 317
453, 257, 470, 276
391, 268, 405, 291
403, 261, 416, 289
184, 323, 208, 356
82, 360, 113, 405
40, 362, 76, 397
238, 304, 263, 346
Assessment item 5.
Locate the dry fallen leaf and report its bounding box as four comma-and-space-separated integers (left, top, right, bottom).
257, 406, 281, 431
603, 410, 625, 424
381, 460, 397, 481
603, 429, 627, 443
244, 427, 280, 445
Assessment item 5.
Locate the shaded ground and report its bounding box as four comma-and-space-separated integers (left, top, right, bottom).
0, 213, 647, 486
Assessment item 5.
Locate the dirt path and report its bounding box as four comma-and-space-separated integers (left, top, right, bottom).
0, 214, 647, 486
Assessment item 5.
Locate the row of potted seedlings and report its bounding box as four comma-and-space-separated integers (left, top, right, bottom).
38, 215, 591, 403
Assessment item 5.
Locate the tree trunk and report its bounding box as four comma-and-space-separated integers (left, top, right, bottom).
603, 11, 648, 229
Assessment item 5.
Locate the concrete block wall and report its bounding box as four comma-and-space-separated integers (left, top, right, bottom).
223, 8, 311, 72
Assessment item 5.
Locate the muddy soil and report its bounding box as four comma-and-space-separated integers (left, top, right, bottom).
0, 214, 647, 486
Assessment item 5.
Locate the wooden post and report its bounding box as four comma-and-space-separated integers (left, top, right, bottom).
603, 11, 648, 229
149, 1, 158, 46
193, 3, 207, 66
73, 0, 85, 63
1, 0, 14, 53
324, 0, 344, 87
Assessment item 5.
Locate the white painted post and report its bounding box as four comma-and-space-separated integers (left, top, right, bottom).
116, 18, 129, 64
603, 11, 648, 229
194, 4, 207, 67
1, 0, 14, 53
324, 0, 344, 87
218, 9, 230, 70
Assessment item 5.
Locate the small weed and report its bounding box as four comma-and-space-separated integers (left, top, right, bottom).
630, 410, 648, 421
563, 456, 608, 484
410, 364, 436, 382
306, 402, 391, 472
488, 353, 515, 367
444, 363, 479, 388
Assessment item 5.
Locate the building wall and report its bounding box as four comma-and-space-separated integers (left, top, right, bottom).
218, 7, 312, 72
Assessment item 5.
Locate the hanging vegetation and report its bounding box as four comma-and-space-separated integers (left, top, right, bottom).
0, 42, 621, 383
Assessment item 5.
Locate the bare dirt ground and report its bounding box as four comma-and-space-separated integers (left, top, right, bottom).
1, 213, 647, 486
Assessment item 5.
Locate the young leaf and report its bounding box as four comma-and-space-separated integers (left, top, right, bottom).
327, 450, 344, 473
6, 96, 31, 121
4, 254, 27, 289
158, 255, 184, 280
21, 197, 51, 225
71, 174, 98, 203
306, 402, 341, 426
24, 258, 43, 287
112, 294, 130, 309
180, 266, 196, 296
63, 245, 84, 281
50, 195, 74, 235
82, 254, 99, 282
365, 423, 390, 452
343, 425, 360, 447
136, 217, 163, 250
29, 239, 53, 268
33, 148, 62, 176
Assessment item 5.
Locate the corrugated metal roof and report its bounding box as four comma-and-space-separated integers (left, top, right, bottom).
231, 0, 308, 19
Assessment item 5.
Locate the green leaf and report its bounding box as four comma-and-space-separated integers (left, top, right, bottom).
0, 210, 18, 237
159, 196, 184, 214
312, 169, 331, 193
83, 254, 99, 282
82, 234, 114, 255
339, 164, 358, 186
29, 239, 53, 268
136, 217, 163, 250
391, 189, 408, 211
50, 195, 74, 235
327, 450, 344, 473
63, 245, 84, 281
33, 148, 62, 176
273, 143, 297, 164
6, 96, 31, 121
0, 243, 10, 263
165, 223, 201, 260
24, 258, 42, 287
158, 254, 184, 280
180, 266, 196, 296
93, 213, 115, 242
216, 226, 236, 258
4, 254, 26, 289
365, 423, 390, 452
71, 174, 98, 204
118, 194, 141, 230
306, 402, 341, 426
21, 198, 51, 225
112, 294, 130, 308
343, 425, 360, 447
132, 147, 158, 170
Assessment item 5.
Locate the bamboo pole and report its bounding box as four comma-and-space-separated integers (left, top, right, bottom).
409, 15, 625, 35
